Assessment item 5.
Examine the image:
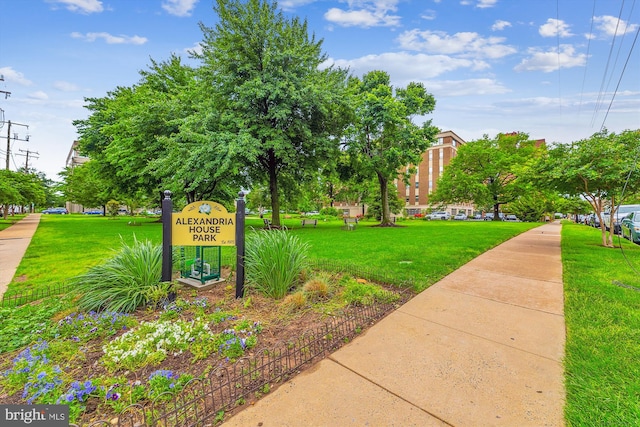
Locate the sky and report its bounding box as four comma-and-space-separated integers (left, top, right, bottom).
0, 0, 639, 181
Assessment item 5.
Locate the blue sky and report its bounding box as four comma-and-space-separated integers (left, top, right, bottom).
0, 0, 638, 180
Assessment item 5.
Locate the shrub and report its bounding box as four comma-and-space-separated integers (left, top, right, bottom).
319, 207, 341, 217
280, 292, 306, 313
245, 229, 309, 299
302, 276, 330, 301
71, 237, 163, 313
340, 276, 400, 306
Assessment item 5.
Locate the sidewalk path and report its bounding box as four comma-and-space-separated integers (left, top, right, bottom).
224, 222, 564, 426
0, 214, 41, 298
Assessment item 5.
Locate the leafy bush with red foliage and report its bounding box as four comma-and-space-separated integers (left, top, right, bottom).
414, 213, 424, 218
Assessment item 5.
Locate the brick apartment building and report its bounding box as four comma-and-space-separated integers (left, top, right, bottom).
336, 130, 475, 218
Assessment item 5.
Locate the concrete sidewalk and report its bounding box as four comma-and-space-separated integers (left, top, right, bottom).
0, 214, 41, 298
224, 222, 565, 426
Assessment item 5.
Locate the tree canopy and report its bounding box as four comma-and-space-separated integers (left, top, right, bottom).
538, 129, 640, 246
430, 132, 542, 220
195, 0, 350, 226
342, 70, 438, 226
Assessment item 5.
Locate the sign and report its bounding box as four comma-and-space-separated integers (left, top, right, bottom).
172, 201, 235, 246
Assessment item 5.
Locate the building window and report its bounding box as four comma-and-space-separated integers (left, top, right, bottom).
415, 182, 419, 188
406, 197, 409, 203
439, 148, 443, 159
415, 195, 419, 203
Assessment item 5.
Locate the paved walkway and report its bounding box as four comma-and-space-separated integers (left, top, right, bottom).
224, 222, 565, 426
0, 213, 41, 298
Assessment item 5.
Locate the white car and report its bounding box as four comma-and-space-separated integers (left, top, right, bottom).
453, 213, 467, 221
428, 211, 450, 220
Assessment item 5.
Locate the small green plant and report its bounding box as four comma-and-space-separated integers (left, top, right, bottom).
340, 276, 399, 306
302, 276, 330, 301
245, 229, 309, 299
71, 237, 163, 313
106, 200, 120, 218
147, 370, 193, 402
280, 292, 306, 313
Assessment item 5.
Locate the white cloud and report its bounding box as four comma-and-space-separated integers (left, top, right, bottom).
46, 0, 103, 14
491, 20, 511, 31
514, 44, 586, 72
421, 9, 436, 20
279, 0, 317, 10
0, 67, 33, 86
53, 81, 81, 92
186, 42, 203, 56
324, 0, 401, 28
28, 91, 50, 101
71, 32, 148, 45
397, 29, 517, 59
324, 51, 488, 83
460, 0, 497, 8
539, 18, 573, 38
162, 0, 199, 17
594, 15, 639, 37
477, 0, 498, 8
427, 78, 511, 96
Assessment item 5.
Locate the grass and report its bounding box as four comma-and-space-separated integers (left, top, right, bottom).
561, 222, 640, 426
0, 214, 27, 231
8, 215, 536, 295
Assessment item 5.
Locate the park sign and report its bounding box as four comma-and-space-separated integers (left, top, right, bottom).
172, 201, 235, 246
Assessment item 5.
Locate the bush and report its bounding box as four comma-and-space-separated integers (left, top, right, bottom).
245, 229, 310, 299
319, 207, 341, 217
71, 237, 164, 313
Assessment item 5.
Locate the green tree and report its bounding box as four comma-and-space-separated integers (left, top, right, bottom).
0, 170, 46, 218
538, 129, 640, 247
196, 0, 350, 227
342, 70, 438, 226
60, 161, 113, 211
430, 132, 542, 220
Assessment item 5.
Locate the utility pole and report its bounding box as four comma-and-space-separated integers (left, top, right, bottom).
0, 75, 10, 99
17, 148, 39, 171
4, 120, 30, 170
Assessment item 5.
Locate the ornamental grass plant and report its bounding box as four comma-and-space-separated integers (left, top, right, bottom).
245, 229, 310, 299
71, 237, 164, 313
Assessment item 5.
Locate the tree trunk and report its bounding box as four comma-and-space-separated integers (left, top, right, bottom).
493, 203, 500, 221
269, 160, 281, 227
377, 173, 393, 226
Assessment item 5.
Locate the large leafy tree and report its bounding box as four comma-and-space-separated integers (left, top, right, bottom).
538, 129, 640, 247
60, 161, 114, 210
196, 0, 350, 227
342, 70, 438, 226
0, 170, 46, 218
430, 132, 542, 220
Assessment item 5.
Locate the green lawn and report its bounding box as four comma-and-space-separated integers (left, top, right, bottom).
7, 215, 536, 294
561, 222, 640, 426
0, 214, 26, 231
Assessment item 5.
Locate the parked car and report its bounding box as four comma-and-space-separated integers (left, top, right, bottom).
504, 214, 519, 222
42, 207, 68, 214
603, 204, 640, 234
472, 213, 483, 220
453, 212, 467, 221
427, 211, 450, 220
83, 209, 102, 215
620, 211, 640, 243
483, 213, 504, 221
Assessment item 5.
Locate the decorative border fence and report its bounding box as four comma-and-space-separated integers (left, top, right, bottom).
69, 295, 411, 427
3, 259, 415, 426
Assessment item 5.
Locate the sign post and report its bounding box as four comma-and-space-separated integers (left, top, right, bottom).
162, 192, 245, 297
235, 192, 246, 298
161, 190, 173, 282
